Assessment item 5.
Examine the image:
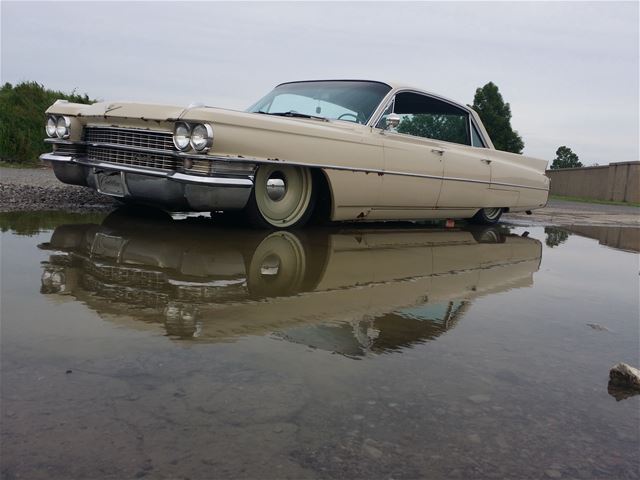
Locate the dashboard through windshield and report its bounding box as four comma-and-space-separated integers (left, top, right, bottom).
247, 81, 392, 124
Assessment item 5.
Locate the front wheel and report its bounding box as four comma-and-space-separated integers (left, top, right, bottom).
470, 207, 503, 225
244, 165, 316, 229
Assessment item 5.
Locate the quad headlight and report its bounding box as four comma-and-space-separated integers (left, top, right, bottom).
45, 115, 71, 138
173, 122, 213, 152
173, 122, 191, 151
55, 116, 71, 139
190, 124, 213, 151
45, 116, 57, 137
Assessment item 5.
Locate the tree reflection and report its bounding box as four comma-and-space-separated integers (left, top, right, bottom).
545, 227, 569, 248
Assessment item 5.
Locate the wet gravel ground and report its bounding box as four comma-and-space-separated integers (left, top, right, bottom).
0, 167, 115, 212
505, 199, 639, 227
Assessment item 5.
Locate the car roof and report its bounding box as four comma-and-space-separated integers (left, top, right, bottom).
273, 79, 494, 149
275, 79, 469, 111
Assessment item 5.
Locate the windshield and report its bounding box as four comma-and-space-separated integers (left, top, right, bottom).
247, 81, 392, 124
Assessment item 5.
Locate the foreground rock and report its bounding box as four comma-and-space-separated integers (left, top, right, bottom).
608, 363, 640, 401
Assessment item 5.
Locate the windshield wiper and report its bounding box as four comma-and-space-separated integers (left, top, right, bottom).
256, 110, 328, 122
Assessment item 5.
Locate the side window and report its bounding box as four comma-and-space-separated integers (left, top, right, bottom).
471, 122, 487, 148
378, 92, 471, 145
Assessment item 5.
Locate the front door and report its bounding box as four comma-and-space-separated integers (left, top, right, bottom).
373, 91, 484, 213
379, 132, 445, 209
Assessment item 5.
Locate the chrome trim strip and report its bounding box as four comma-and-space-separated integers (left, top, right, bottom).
170, 172, 253, 187
40, 153, 74, 162
204, 155, 549, 192
367, 88, 490, 148
84, 125, 171, 135
368, 88, 473, 129
469, 116, 488, 148
75, 159, 169, 177
83, 142, 173, 157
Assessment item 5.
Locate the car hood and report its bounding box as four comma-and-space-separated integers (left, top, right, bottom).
47, 100, 371, 136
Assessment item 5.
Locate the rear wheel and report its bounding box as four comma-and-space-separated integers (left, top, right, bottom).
244, 165, 315, 229
470, 207, 503, 225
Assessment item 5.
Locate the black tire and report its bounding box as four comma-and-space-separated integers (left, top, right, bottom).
244, 165, 316, 229
470, 208, 503, 225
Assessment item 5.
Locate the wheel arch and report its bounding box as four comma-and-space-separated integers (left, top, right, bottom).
310, 168, 334, 225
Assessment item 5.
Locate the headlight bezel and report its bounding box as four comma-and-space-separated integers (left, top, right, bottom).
173, 122, 192, 151
190, 123, 213, 152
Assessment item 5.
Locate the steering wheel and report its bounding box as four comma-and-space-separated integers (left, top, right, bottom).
337, 113, 359, 122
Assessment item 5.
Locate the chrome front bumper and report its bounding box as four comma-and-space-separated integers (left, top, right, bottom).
40, 153, 254, 211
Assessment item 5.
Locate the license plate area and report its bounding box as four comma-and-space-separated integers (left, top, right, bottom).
96, 171, 125, 197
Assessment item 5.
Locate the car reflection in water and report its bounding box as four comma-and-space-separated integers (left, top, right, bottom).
39, 209, 542, 358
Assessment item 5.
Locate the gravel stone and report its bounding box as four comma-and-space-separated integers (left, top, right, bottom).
1, 167, 116, 212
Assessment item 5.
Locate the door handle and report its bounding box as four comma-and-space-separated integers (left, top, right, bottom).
431, 149, 445, 156
481, 159, 492, 164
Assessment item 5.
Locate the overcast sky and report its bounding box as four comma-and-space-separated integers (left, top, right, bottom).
2, 1, 638, 164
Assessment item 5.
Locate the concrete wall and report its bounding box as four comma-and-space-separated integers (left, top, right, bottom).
546, 161, 639, 204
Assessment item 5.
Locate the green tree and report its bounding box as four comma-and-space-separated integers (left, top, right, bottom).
550, 146, 583, 169
472, 82, 524, 154
0, 81, 94, 164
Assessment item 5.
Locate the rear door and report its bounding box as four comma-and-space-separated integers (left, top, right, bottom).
375, 92, 490, 210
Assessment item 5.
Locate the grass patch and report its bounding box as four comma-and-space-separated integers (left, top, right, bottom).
550, 194, 640, 208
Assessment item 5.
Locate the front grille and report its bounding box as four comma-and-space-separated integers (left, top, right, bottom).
53, 144, 86, 156
83, 126, 180, 171
85, 127, 175, 152
87, 146, 180, 171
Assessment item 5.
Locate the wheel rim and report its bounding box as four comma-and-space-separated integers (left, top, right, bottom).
483, 208, 502, 221
255, 165, 312, 227
247, 231, 306, 297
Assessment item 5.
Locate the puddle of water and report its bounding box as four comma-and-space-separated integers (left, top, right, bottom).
1, 210, 638, 479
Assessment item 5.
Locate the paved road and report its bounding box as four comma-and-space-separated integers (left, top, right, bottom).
546, 198, 639, 214
505, 198, 638, 227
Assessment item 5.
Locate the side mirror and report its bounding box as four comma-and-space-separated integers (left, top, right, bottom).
385, 113, 400, 130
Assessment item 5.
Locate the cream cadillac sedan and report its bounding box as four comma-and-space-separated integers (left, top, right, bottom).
41, 80, 549, 228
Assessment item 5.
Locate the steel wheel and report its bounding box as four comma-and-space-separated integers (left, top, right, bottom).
470, 207, 503, 225
247, 165, 315, 228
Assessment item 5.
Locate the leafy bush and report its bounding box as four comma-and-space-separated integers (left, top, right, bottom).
0, 82, 94, 164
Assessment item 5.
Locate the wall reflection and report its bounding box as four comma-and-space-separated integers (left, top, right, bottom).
39, 209, 542, 357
